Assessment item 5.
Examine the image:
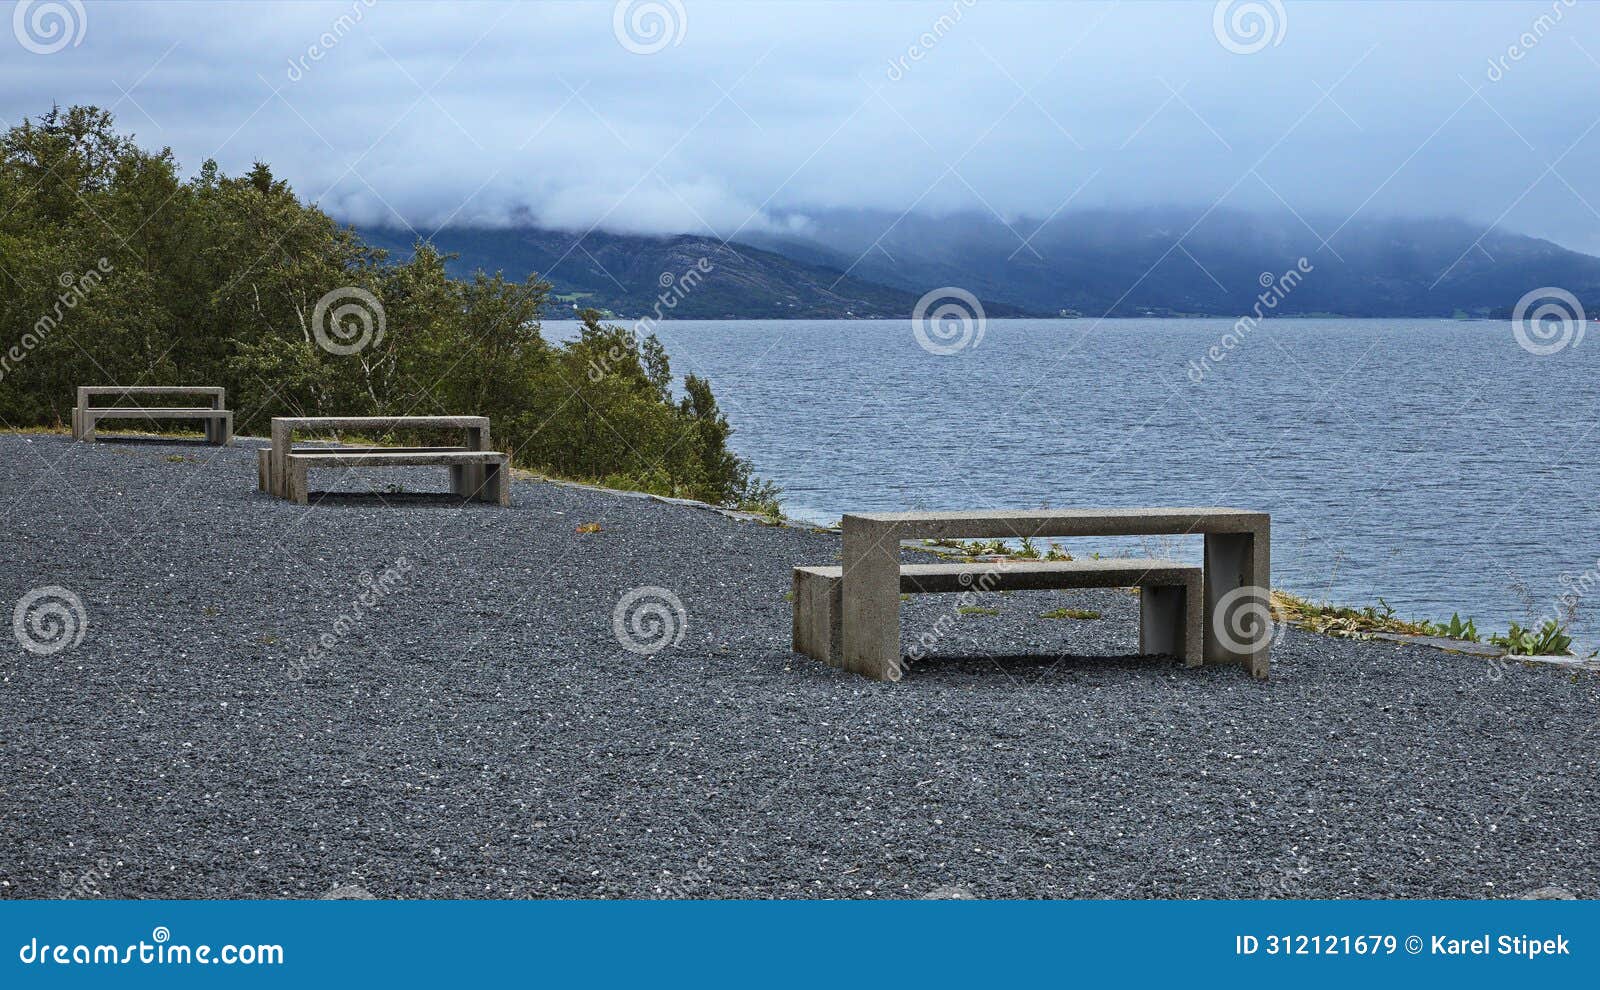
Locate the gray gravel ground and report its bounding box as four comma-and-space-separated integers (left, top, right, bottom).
2, 431, 1597, 900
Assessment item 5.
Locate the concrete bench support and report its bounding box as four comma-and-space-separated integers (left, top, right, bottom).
795, 560, 1202, 675
284, 450, 510, 506
266, 416, 499, 504
72, 386, 231, 445
834, 508, 1271, 681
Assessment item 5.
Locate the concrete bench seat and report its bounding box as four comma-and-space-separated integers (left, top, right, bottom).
793, 559, 1202, 673
72, 386, 231, 445
257, 446, 469, 491
265, 415, 505, 505
283, 449, 510, 506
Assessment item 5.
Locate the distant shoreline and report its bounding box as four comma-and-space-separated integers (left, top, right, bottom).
544, 315, 1516, 323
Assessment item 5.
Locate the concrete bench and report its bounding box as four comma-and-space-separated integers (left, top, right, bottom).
824, 508, 1271, 681
283, 450, 510, 506
72, 386, 231, 445
794, 559, 1201, 672
265, 416, 501, 504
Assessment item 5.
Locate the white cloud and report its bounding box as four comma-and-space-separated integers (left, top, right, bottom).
4, 0, 1598, 252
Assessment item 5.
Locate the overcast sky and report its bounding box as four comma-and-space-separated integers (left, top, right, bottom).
5, 0, 1599, 251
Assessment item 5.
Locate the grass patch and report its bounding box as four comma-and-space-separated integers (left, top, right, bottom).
956, 606, 1001, 617
1040, 607, 1100, 621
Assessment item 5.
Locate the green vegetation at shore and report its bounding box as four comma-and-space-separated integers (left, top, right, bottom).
1269, 592, 1581, 657
915, 539, 1580, 658
0, 106, 775, 510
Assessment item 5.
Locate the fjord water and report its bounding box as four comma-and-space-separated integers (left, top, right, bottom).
552, 318, 1598, 644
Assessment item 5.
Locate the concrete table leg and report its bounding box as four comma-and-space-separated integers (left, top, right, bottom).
841, 515, 902, 681
465, 424, 491, 501
1203, 526, 1272, 679
269, 420, 291, 499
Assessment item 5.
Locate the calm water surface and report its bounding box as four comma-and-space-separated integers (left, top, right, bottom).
551, 318, 1600, 644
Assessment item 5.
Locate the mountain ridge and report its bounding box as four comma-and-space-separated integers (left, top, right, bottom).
357, 208, 1600, 320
